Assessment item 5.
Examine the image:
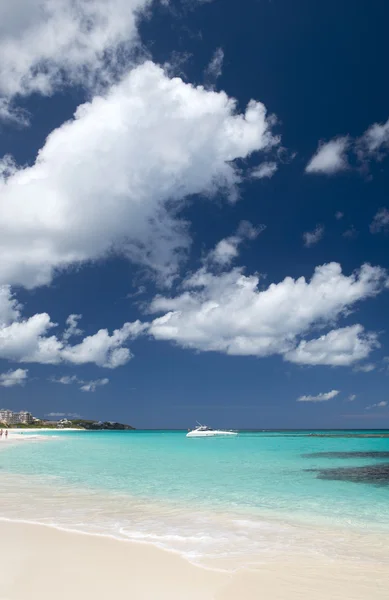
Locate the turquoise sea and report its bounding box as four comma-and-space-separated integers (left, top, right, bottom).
1, 430, 388, 568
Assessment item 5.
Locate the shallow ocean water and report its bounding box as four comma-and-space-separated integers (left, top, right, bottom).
1, 430, 388, 567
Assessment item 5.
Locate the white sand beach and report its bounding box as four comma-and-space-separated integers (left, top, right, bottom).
3, 428, 84, 432
0, 520, 387, 600
0, 430, 82, 444
0, 432, 55, 443
0, 433, 45, 443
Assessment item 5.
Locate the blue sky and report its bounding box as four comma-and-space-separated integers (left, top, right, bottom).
0, 0, 388, 428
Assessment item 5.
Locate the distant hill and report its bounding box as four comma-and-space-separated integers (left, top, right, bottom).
71, 419, 135, 430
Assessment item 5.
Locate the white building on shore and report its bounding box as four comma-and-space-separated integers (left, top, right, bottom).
0, 409, 34, 425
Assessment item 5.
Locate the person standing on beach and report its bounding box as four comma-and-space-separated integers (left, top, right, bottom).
0, 429, 3, 437
5, 430, 8, 438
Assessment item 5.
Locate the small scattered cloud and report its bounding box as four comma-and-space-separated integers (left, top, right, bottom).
306, 117, 389, 177
50, 375, 109, 392
126, 286, 146, 299
0, 368, 28, 387
335, 211, 344, 220
365, 401, 387, 410
353, 363, 376, 373
343, 226, 358, 239
348, 394, 357, 401
357, 118, 389, 158
306, 137, 349, 174
50, 375, 79, 385
370, 208, 389, 234
80, 378, 109, 392
303, 225, 324, 247
251, 162, 278, 179
297, 390, 339, 403
206, 221, 264, 267
0, 288, 145, 368
0, 99, 29, 127
45, 412, 81, 418
63, 314, 83, 341
204, 48, 224, 83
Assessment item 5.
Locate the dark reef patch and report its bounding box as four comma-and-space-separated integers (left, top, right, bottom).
305, 434, 389, 438
308, 463, 389, 485
303, 451, 389, 459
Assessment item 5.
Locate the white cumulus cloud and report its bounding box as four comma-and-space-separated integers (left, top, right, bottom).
147, 262, 388, 365
0, 368, 28, 387
0, 62, 279, 289
297, 390, 339, 403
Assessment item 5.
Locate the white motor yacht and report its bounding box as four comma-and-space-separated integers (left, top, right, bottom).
186, 424, 238, 437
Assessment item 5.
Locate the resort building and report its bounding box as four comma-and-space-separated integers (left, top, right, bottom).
0, 409, 34, 425
18, 411, 34, 424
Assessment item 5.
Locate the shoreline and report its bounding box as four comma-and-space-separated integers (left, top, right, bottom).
0, 466, 387, 570
1, 427, 84, 432
0, 520, 388, 600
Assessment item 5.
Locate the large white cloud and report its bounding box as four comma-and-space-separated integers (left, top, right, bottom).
147, 262, 388, 365
0, 0, 150, 101
0, 285, 145, 367
0, 61, 279, 289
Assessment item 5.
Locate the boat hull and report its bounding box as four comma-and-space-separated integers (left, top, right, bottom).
186, 430, 238, 437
